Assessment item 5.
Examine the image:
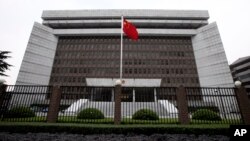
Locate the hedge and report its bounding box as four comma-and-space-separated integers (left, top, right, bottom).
0, 123, 229, 135
192, 109, 221, 121
4, 107, 35, 118
77, 108, 104, 119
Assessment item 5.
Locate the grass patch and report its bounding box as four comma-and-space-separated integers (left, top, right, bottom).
121, 118, 179, 124
1, 117, 47, 122
57, 117, 179, 124
191, 119, 242, 124
1, 116, 242, 125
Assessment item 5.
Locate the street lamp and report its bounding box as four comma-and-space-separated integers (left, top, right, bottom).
235, 80, 242, 88
115, 79, 122, 86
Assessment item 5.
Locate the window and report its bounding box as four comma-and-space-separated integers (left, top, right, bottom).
134, 68, 137, 74
134, 60, 137, 65
129, 69, 133, 74
165, 60, 168, 65
167, 78, 170, 83
138, 68, 142, 74
125, 68, 128, 74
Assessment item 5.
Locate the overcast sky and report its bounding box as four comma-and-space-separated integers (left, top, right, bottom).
0, 0, 249, 84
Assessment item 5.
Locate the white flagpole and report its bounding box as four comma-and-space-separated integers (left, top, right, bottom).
120, 16, 123, 81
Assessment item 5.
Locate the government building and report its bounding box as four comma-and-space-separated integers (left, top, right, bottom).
16, 10, 234, 88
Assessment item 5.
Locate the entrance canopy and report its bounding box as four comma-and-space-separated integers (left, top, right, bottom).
86, 78, 161, 87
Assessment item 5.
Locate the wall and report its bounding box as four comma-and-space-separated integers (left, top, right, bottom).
192, 22, 234, 87
15, 22, 58, 85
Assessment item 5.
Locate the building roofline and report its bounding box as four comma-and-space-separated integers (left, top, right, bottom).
230, 56, 250, 67
41, 9, 209, 20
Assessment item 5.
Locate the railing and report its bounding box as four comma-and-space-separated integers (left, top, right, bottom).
186, 87, 243, 124
58, 86, 114, 124
120, 87, 178, 124
0, 85, 248, 124
0, 85, 52, 122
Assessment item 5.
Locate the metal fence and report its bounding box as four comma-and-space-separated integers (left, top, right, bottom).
0, 85, 52, 122
55, 86, 179, 124
186, 87, 243, 124
58, 86, 115, 124
0, 85, 246, 124
120, 87, 178, 124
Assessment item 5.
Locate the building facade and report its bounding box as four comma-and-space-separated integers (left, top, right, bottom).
16, 10, 234, 88
230, 56, 250, 91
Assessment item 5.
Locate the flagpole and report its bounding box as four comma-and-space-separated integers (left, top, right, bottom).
120, 15, 123, 81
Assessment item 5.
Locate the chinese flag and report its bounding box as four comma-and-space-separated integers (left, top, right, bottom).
123, 19, 138, 40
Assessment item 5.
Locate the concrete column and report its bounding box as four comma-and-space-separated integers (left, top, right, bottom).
176, 86, 190, 124
47, 86, 61, 123
154, 88, 157, 102
111, 89, 114, 102
132, 88, 135, 102
114, 84, 122, 124
90, 89, 94, 101
235, 86, 250, 125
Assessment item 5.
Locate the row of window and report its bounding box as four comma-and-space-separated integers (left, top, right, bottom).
57, 44, 193, 51
51, 77, 86, 83
52, 67, 197, 75
53, 59, 196, 66
238, 73, 250, 80
58, 38, 192, 44
55, 51, 193, 58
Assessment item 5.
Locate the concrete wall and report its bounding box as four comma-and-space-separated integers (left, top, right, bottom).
16, 22, 58, 85
192, 22, 234, 87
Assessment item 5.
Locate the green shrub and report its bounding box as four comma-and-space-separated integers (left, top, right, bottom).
188, 106, 220, 113
5, 106, 35, 118
77, 108, 104, 119
192, 109, 221, 121
132, 109, 159, 120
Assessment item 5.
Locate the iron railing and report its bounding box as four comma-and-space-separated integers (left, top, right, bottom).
120, 87, 178, 124
0, 85, 52, 122
0, 85, 245, 124
186, 87, 243, 124
58, 86, 115, 124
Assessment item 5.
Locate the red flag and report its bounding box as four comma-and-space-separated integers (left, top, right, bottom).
123, 19, 138, 40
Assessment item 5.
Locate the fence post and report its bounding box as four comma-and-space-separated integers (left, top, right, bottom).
0, 84, 7, 116
235, 86, 250, 125
47, 86, 61, 123
176, 86, 190, 124
114, 83, 122, 124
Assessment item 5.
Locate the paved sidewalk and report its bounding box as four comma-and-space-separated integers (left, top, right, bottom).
0, 132, 229, 141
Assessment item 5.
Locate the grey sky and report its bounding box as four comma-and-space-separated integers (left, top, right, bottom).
0, 0, 249, 84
